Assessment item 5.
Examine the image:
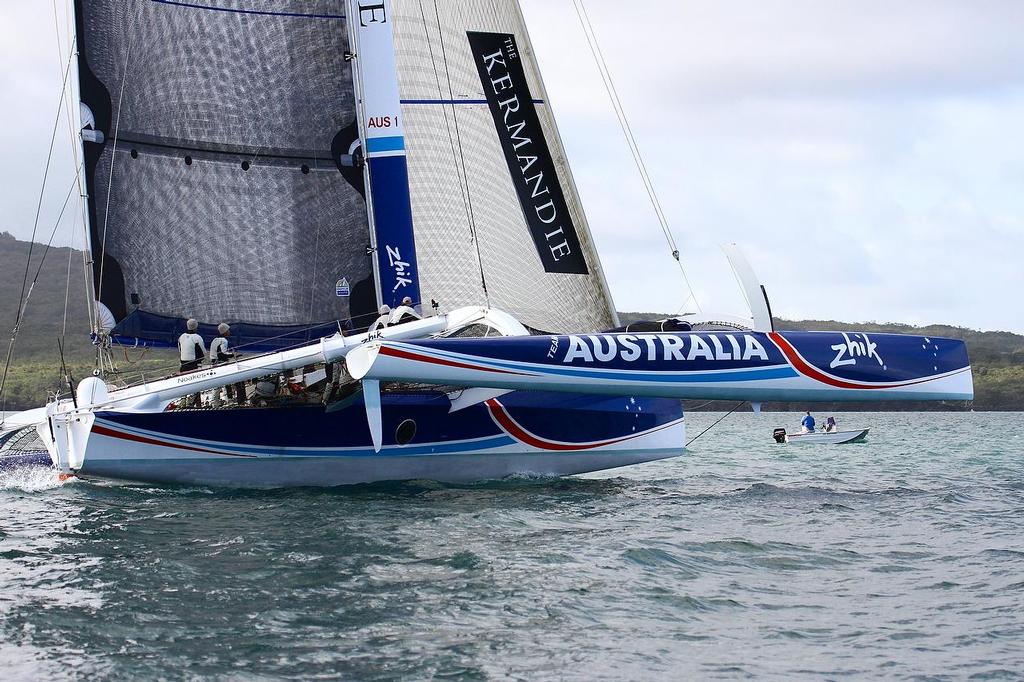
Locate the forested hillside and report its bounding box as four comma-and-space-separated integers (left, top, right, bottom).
0, 232, 173, 409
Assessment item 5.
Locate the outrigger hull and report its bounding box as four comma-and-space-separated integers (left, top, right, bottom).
67, 391, 685, 487
347, 330, 974, 403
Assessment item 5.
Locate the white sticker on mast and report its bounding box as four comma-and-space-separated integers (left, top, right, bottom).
352, 1, 421, 306
355, 1, 405, 159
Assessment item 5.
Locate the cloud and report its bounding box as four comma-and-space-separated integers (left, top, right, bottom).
521, 0, 1024, 332
0, 2, 81, 246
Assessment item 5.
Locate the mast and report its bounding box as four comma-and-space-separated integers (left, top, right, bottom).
66, 1, 99, 339
348, 0, 422, 309
346, 3, 384, 313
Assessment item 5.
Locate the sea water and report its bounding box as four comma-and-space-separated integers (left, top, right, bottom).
0, 412, 1021, 680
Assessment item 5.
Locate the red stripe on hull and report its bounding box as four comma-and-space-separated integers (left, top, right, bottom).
768, 332, 964, 390
91, 424, 257, 458
485, 399, 681, 451
379, 345, 527, 376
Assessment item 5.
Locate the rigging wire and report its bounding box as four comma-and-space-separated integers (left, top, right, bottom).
685, 401, 746, 447
0, 50, 77, 424
12, 51, 75, 330
55, 1, 74, 351
22, 177, 84, 395
571, 0, 702, 314
53, 0, 93, 354
0, 174, 82, 419
28, 176, 83, 292
427, 0, 491, 306
62, 218, 76, 348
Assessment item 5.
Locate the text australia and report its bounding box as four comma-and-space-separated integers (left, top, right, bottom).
562, 334, 770, 363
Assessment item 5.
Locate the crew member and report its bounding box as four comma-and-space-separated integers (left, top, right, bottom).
389, 296, 422, 325
209, 323, 246, 406
209, 323, 236, 365
825, 416, 837, 433
801, 411, 816, 433
178, 319, 207, 373
369, 305, 392, 334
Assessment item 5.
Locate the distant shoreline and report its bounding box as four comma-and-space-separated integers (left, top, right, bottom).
0, 234, 1019, 411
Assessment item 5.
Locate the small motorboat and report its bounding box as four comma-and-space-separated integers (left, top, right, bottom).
772, 427, 869, 444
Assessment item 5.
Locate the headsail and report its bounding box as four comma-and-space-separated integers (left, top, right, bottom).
392, 0, 618, 332
75, 0, 378, 349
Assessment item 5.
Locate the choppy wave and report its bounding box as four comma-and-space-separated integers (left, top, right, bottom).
0, 411, 1021, 679
0, 465, 62, 493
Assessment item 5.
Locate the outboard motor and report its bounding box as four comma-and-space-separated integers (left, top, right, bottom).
772, 428, 787, 444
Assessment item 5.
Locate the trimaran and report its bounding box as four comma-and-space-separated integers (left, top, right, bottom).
1, 0, 972, 487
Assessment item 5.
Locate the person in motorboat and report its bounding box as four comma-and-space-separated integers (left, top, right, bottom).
389, 296, 422, 325
369, 305, 392, 333
801, 411, 816, 433
824, 416, 837, 433
178, 318, 207, 373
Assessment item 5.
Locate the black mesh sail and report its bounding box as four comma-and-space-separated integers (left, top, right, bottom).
76, 0, 377, 349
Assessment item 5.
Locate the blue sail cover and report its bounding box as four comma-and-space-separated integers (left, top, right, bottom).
75, 0, 379, 347
108, 310, 344, 354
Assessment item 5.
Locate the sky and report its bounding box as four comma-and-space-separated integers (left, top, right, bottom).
1, 1, 1022, 332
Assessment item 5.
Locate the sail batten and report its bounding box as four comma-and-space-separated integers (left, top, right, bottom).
147, 0, 348, 21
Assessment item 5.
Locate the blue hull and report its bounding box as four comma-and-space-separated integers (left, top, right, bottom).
80, 391, 685, 487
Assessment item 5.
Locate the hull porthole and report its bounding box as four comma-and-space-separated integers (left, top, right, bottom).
395, 419, 416, 446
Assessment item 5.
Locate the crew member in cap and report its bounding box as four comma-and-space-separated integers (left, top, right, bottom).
210, 323, 236, 365
178, 318, 207, 373
369, 304, 392, 334
209, 322, 246, 406
389, 296, 422, 325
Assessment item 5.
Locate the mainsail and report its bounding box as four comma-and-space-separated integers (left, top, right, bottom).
75, 0, 377, 348
391, 0, 618, 333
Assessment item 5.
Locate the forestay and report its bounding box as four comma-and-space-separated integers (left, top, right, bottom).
76, 0, 378, 349
391, 0, 617, 333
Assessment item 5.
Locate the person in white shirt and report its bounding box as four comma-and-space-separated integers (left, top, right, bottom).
178, 318, 207, 372
389, 296, 422, 325
209, 323, 246, 406
368, 305, 392, 334
209, 323, 236, 365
